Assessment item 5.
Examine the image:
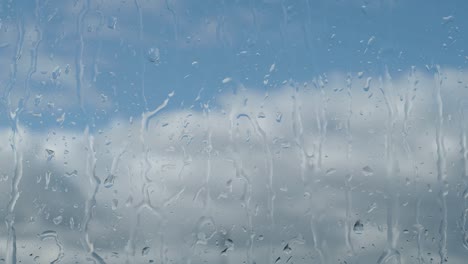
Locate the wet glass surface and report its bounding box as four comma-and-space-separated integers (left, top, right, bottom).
0, 0, 468, 263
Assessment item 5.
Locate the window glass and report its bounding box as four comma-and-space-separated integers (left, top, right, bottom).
0, 0, 467, 263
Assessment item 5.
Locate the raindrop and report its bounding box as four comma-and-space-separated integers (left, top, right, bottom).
147, 47, 160, 63
276, 112, 283, 122
34, 94, 42, 106
442, 15, 454, 24
353, 220, 364, 234
45, 171, 52, 190
56, 112, 66, 124
363, 77, 372, 92
283, 243, 292, 254
269, 63, 276, 72
325, 168, 336, 175
226, 238, 234, 248
53, 215, 63, 225
221, 247, 229, 256
107, 16, 117, 29
46, 149, 55, 161
142, 246, 150, 256
112, 199, 118, 210
463, 188, 468, 199
362, 166, 374, 176
104, 174, 116, 188
222, 77, 232, 84
52, 66, 61, 80
275, 257, 281, 263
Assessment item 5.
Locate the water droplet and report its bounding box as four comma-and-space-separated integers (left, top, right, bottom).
53, 215, 63, 225
325, 168, 336, 175
126, 196, 133, 207
283, 243, 292, 254
52, 66, 61, 80
275, 257, 281, 263
34, 94, 42, 106
107, 16, 117, 29
65, 64, 70, 74
442, 15, 454, 24
362, 166, 374, 176
269, 63, 276, 72
226, 238, 234, 248
276, 112, 282, 122
64, 170, 77, 177
46, 149, 55, 160
147, 47, 160, 63
142, 246, 150, 256
222, 77, 232, 84
70, 217, 75, 230
112, 199, 118, 210
353, 220, 364, 234
363, 77, 372, 92
104, 174, 116, 188
463, 189, 468, 199
221, 247, 229, 256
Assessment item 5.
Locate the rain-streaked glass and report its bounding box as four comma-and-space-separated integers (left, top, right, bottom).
0, 0, 467, 263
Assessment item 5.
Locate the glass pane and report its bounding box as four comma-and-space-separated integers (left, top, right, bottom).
0, 0, 467, 263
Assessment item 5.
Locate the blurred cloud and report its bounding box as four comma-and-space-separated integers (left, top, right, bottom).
0, 68, 468, 263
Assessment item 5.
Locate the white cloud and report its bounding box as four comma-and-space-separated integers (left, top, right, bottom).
0, 67, 467, 263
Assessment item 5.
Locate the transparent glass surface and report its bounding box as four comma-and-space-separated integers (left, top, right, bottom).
0, 0, 467, 263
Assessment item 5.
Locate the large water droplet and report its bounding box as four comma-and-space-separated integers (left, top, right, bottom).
142, 246, 150, 256
46, 149, 55, 161
353, 220, 364, 234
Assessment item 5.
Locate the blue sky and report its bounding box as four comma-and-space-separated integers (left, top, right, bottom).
1, 0, 467, 130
